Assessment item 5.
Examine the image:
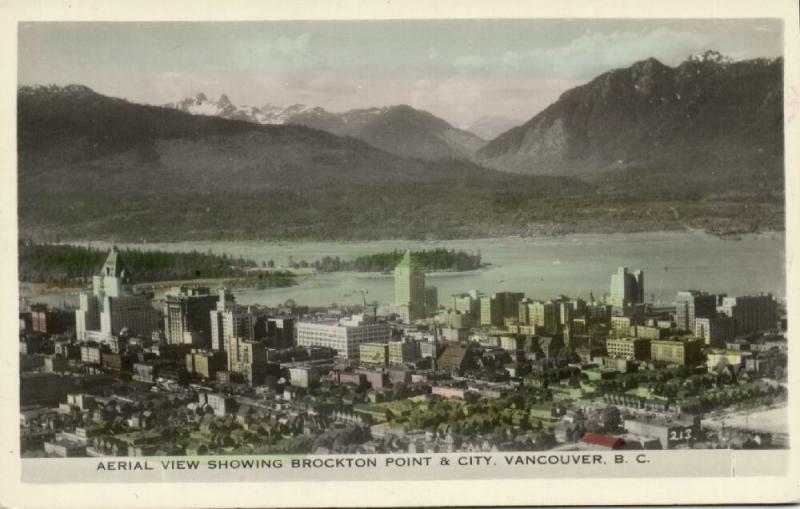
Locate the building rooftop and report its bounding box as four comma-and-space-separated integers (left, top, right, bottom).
100, 246, 131, 282
580, 432, 626, 449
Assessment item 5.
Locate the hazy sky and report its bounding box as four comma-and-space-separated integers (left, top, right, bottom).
18, 19, 782, 127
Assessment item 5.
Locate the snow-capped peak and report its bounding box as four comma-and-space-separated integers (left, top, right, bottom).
163, 93, 335, 125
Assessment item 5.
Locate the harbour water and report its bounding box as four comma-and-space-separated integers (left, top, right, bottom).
39, 230, 784, 308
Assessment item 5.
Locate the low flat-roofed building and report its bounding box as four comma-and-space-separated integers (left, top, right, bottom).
388, 339, 418, 365
623, 415, 700, 449
354, 369, 386, 389
606, 337, 650, 361
186, 349, 227, 379
650, 338, 703, 366
334, 370, 367, 387
297, 315, 391, 360
633, 325, 664, 340
706, 349, 750, 371
44, 439, 86, 457
610, 316, 632, 335
199, 392, 236, 417
359, 342, 389, 368
695, 316, 735, 346
288, 366, 320, 388
43, 354, 68, 373
431, 385, 467, 399
580, 432, 626, 450
80, 345, 103, 365
20, 372, 68, 406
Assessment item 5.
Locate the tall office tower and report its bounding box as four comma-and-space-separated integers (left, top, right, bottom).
719, 294, 777, 334
266, 317, 295, 349
497, 292, 525, 321
530, 300, 559, 334
480, 292, 525, 327
571, 298, 587, 317
558, 300, 573, 327
209, 289, 235, 350
226, 336, 267, 385
609, 267, 644, 308
480, 295, 502, 327
75, 293, 101, 340
163, 286, 219, 347
208, 289, 270, 352
394, 250, 426, 322
424, 286, 438, 315
518, 298, 533, 325
75, 247, 159, 341
675, 290, 717, 331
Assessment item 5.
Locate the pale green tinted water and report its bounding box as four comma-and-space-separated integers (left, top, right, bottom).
69, 231, 785, 308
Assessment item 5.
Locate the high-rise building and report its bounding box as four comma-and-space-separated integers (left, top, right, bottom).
266, 317, 295, 349
571, 298, 587, 317
675, 290, 717, 331
394, 251, 426, 322
558, 300, 574, 327
99, 294, 160, 340
30, 304, 74, 335
480, 295, 502, 327
451, 291, 481, 318
424, 286, 438, 315
209, 290, 270, 351
530, 300, 559, 334
518, 298, 533, 325
719, 294, 777, 334
75, 247, 159, 341
609, 267, 644, 308
480, 292, 524, 327
163, 286, 219, 347
226, 336, 267, 385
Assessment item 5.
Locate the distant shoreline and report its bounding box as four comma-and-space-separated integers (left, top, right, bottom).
48, 226, 785, 247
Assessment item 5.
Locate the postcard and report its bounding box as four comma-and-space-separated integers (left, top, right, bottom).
1, 0, 798, 507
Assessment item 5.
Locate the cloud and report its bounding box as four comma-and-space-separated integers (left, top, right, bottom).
453, 28, 714, 80
540, 28, 714, 76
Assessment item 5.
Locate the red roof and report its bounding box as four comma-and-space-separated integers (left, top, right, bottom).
580, 432, 626, 449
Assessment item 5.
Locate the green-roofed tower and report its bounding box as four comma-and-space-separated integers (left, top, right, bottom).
92, 246, 132, 298
394, 250, 426, 322
101, 246, 131, 282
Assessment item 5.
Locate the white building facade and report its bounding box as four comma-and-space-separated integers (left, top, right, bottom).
296, 315, 391, 360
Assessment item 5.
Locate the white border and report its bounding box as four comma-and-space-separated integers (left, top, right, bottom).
0, 1, 798, 507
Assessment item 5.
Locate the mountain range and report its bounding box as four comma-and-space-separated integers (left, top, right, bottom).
164, 95, 485, 160
18, 83, 586, 240
477, 53, 783, 190
17, 53, 785, 241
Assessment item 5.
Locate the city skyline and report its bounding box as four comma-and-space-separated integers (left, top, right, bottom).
18, 246, 788, 461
